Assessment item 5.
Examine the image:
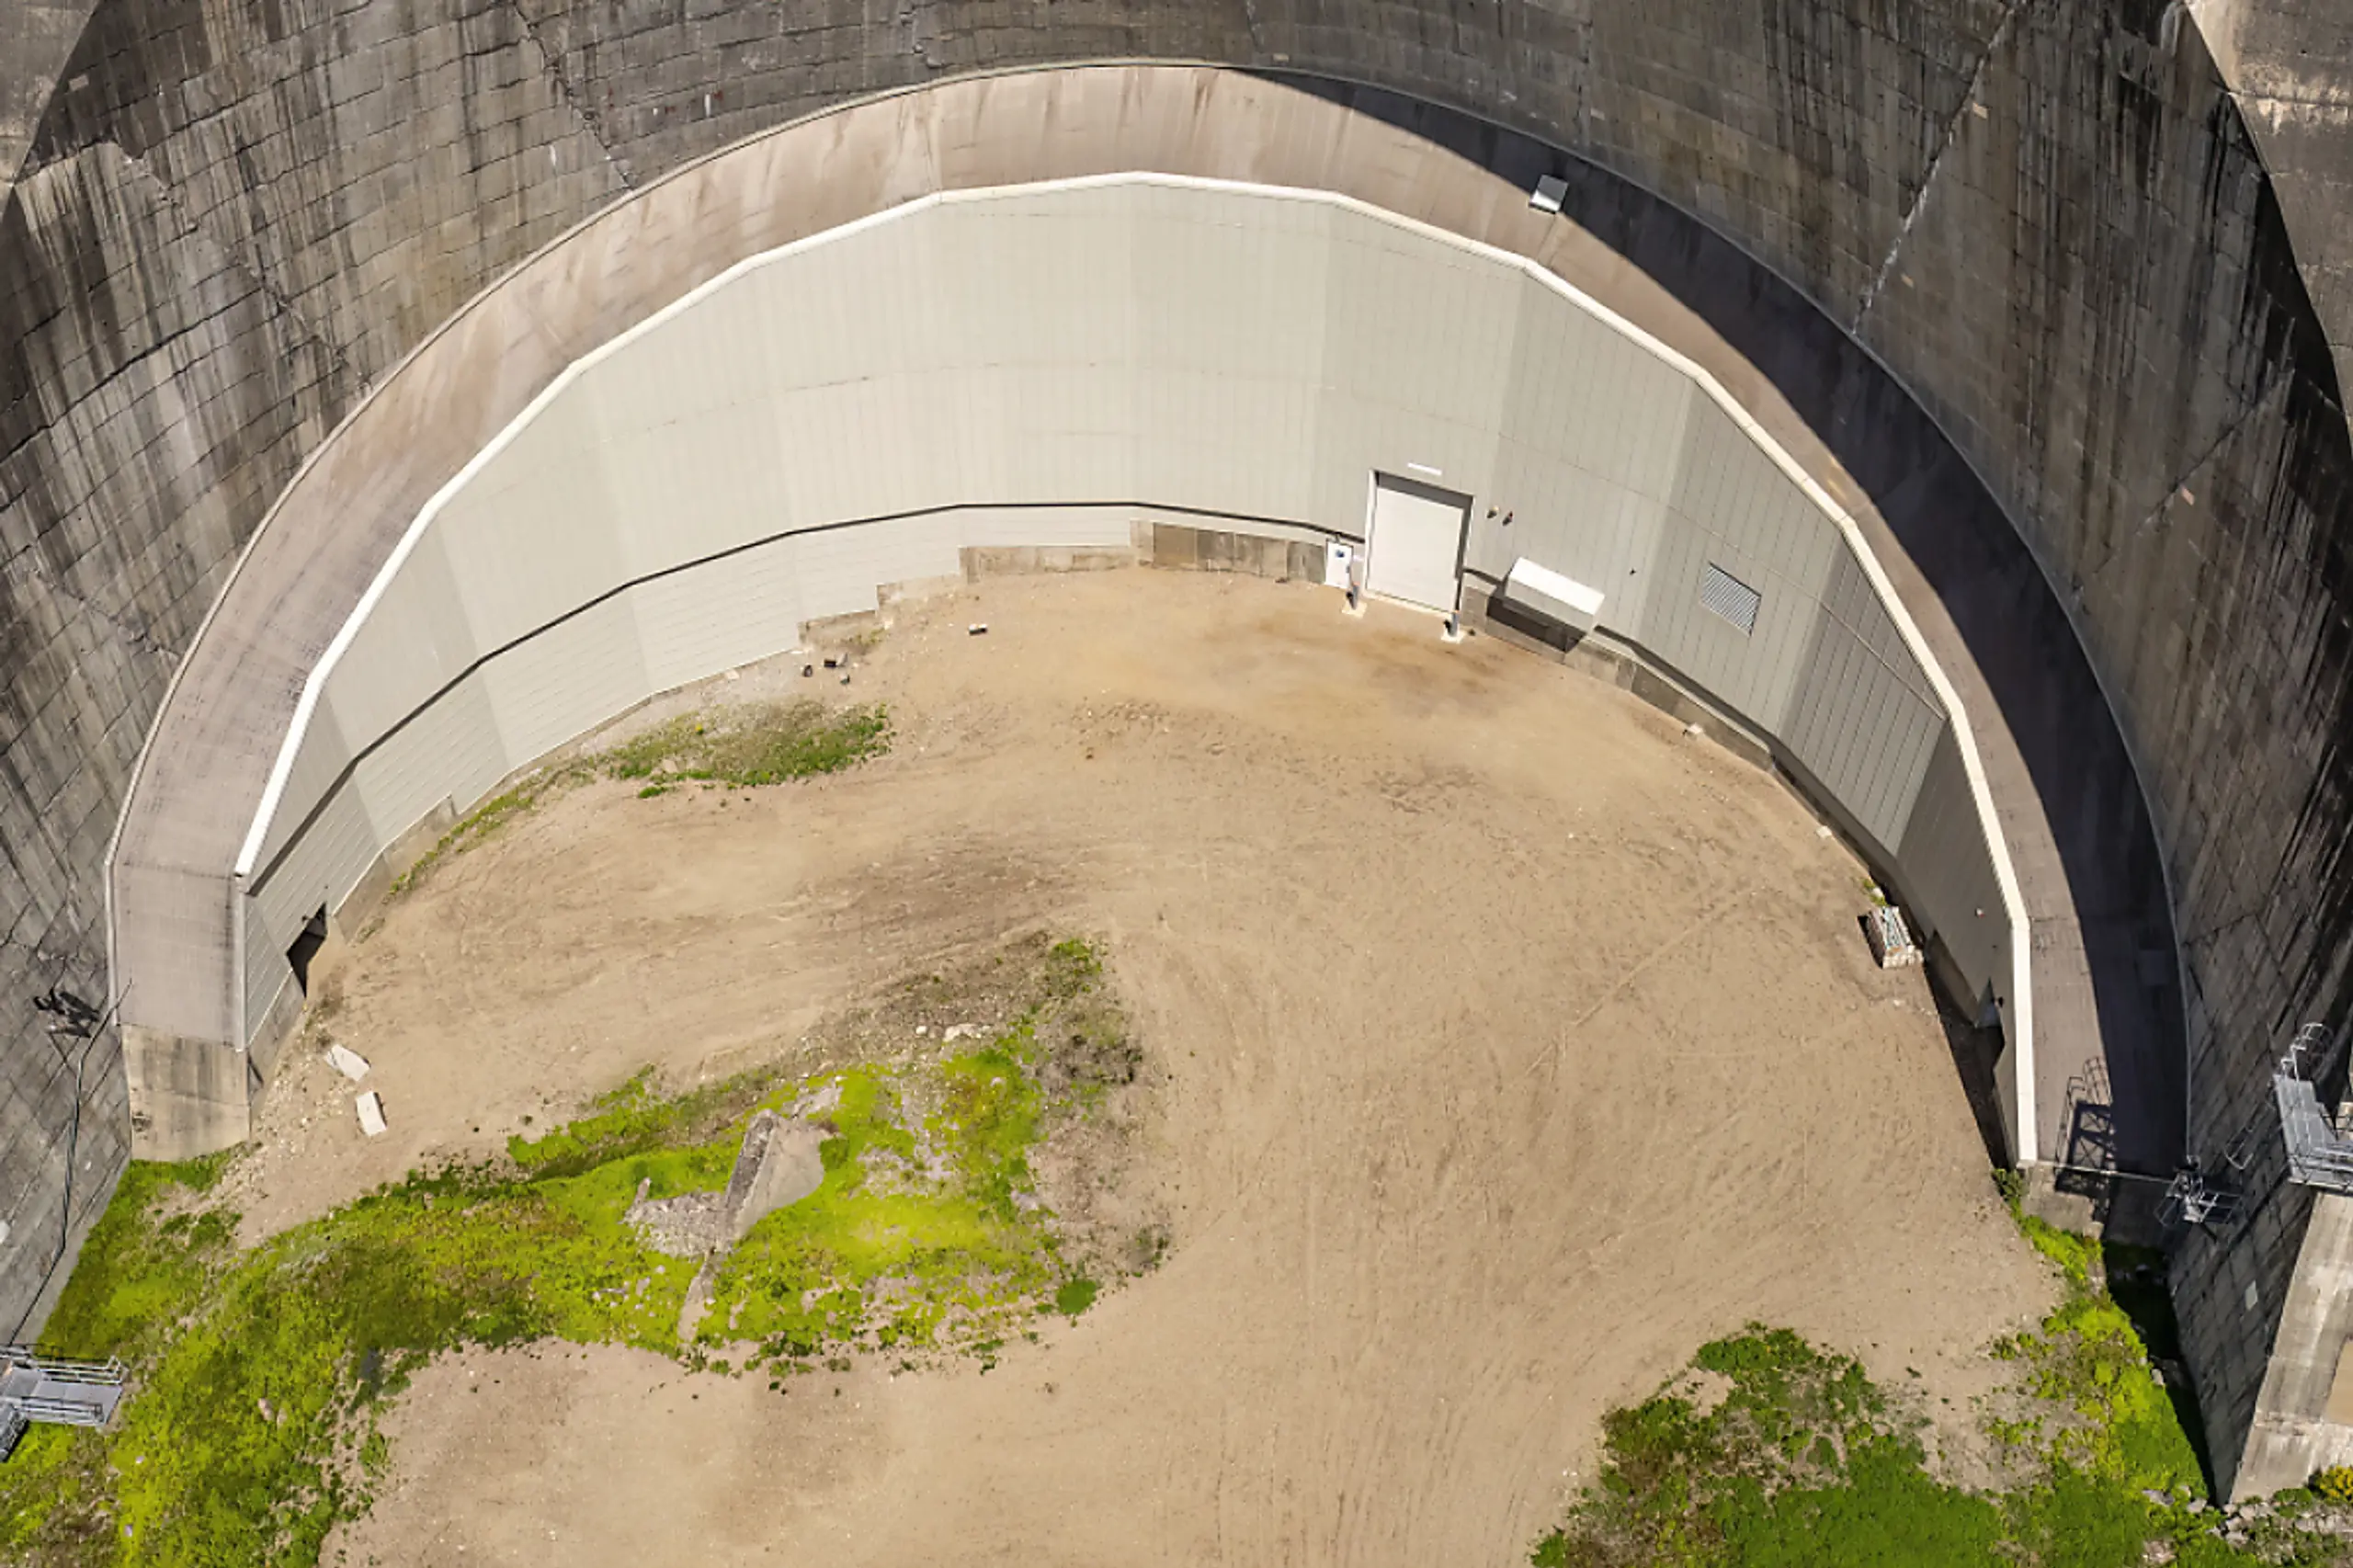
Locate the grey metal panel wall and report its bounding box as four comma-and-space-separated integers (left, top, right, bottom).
1899, 725, 2012, 1008
477, 597, 651, 776
1636, 407, 1840, 730
241, 182, 2008, 1119
347, 681, 504, 868
1310, 206, 1520, 527
1779, 550, 1949, 853
1131, 185, 1329, 522
328, 530, 479, 748
1483, 272, 1691, 634
630, 547, 815, 697
443, 398, 626, 653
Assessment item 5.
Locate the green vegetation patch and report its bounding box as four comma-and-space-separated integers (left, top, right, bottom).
5, 935, 1142, 1568
1531, 1326, 2006, 1568
1531, 1189, 2353, 1568
1989, 1211, 2206, 1497
391, 698, 889, 893
601, 699, 889, 790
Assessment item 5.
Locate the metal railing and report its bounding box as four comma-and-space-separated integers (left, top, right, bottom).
0, 1345, 128, 1460
16, 1396, 108, 1426
2160, 1166, 2241, 1228
2276, 1025, 2353, 1195
1, 1347, 126, 1382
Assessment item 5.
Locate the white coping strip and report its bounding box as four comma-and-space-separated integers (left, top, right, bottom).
230, 170, 2037, 1163
1506, 556, 1608, 618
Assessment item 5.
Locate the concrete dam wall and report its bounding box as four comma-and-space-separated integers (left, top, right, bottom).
0, 0, 2348, 1495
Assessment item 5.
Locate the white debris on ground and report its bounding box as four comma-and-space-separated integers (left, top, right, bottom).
356, 1091, 390, 1137
324, 1042, 372, 1082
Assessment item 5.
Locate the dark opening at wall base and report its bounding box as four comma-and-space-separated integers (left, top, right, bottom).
285, 907, 328, 996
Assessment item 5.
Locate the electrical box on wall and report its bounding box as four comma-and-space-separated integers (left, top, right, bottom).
1324, 540, 1355, 589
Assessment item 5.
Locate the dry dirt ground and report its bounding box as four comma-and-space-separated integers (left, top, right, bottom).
232, 566, 2052, 1566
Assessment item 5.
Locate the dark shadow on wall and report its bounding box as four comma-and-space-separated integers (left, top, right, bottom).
1264, 73, 2187, 1177
1480, 592, 1582, 654
1929, 967, 2015, 1173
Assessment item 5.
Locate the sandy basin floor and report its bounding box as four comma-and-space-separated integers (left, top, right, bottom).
228, 567, 2053, 1566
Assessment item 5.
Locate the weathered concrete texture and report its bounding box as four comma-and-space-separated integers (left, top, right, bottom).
117, 1024, 244, 1159
0, 1006, 125, 1343
0, 0, 2339, 1497
2198, 0, 2353, 369
0, 4, 96, 198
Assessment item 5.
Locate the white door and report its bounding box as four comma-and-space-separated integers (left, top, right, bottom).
1365, 476, 1468, 613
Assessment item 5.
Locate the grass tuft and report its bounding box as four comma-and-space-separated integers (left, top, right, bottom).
389, 699, 889, 898
602, 700, 888, 790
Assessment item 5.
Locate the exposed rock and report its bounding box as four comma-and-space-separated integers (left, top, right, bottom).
626, 1110, 827, 1259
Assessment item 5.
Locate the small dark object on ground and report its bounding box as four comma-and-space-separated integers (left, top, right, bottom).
969, 623, 988, 635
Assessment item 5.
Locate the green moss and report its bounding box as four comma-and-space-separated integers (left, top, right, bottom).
698, 1037, 1065, 1357
389, 699, 890, 899
1528, 1195, 2333, 1567
36, 1157, 233, 1361
7, 936, 1122, 1565
1528, 1324, 2228, 1568
1993, 1217, 2205, 1497
506, 1063, 787, 1181
603, 700, 889, 791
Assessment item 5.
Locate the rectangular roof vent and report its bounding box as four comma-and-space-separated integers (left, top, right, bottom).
1699, 563, 1760, 634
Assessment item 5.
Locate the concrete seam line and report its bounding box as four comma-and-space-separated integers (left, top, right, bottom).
226, 171, 2035, 1162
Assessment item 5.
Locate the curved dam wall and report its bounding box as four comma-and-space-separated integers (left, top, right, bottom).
0, 0, 2340, 1494
229, 178, 2022, 1164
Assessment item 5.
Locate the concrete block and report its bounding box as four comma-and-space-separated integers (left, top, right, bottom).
1502, 555, 1605, 632
121, 1025, 250, 1159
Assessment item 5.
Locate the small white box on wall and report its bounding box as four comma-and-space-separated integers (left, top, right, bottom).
1504, 557, 1605, 632
1324, 540, 1355, 589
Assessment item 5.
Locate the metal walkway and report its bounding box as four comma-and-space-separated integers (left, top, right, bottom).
2275, 1025, 2353, 1195
0, 1346, 126, 1460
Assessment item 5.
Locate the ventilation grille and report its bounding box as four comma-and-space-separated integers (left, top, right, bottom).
1699, 563, 1761, 634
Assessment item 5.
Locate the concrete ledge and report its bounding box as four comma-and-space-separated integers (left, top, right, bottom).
1139, 523, 1326, 582
1461, 584, 1775, 773
122, 1025, 248, 1159
961, 544, 1136, 581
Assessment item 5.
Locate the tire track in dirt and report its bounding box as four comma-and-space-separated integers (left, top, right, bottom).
306, 572, 2052, 1568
